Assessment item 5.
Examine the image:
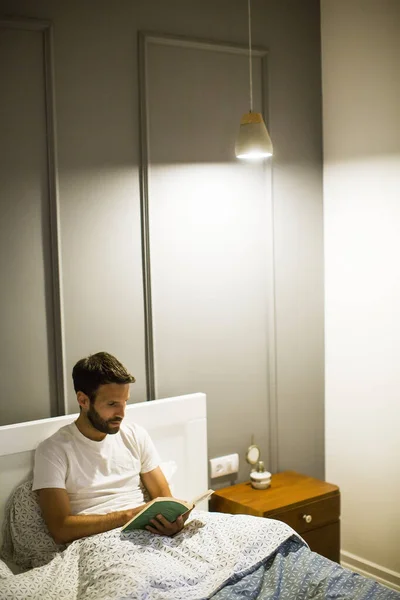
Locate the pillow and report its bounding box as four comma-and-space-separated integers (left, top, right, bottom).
1, 480, 64, 570
0, 558, 13, 580
160, 460, 178, 493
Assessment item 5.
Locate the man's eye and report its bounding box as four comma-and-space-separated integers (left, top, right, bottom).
108, 402, 116, 407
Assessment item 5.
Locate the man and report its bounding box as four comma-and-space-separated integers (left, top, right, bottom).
33, 351, 188, 544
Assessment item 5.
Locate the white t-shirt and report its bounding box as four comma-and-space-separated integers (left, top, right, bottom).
32, 422, 160, 515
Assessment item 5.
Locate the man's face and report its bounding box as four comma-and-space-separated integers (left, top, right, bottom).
86, 383, 130, 435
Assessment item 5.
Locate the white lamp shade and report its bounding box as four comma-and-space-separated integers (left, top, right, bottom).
235, 112, 273, 159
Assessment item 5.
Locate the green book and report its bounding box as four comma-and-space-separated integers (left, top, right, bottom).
121, 489, 214, 532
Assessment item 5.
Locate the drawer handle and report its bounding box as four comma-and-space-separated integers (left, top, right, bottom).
303, 514, 312, 524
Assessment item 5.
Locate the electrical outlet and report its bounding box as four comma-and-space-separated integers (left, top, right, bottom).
209, 453, 239, 478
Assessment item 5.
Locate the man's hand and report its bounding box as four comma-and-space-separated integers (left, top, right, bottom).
124, 502, 150, 524
145, 509, 192, 536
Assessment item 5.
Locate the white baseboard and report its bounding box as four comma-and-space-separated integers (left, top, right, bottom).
341, 550, 400, 592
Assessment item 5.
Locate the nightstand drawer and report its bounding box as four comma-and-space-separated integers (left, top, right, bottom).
268, 494, 340, 534
301, 521, 340, 562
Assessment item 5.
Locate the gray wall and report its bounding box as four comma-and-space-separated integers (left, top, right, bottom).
322, 0, 400, 576
0, 0, 324, 480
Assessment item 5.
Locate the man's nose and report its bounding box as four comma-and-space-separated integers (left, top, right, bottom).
116, 406, 125, 419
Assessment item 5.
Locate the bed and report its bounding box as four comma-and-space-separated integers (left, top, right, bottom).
0, 392, 398, 600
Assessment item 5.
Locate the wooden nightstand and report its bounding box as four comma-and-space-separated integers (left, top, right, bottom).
209, 471, 340, 563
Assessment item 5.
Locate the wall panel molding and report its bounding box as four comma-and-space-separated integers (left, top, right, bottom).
137, 31, 278, 473
137, 31, 155, 402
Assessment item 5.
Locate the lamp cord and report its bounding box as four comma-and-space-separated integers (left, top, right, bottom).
248, 0, 253, 112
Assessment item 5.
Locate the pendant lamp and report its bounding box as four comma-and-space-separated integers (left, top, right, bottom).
235, 0, 273, 159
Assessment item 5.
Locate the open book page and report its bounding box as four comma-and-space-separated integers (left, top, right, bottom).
192, 489, 214, 506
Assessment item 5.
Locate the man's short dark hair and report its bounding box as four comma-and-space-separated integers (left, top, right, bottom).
72, 352, 136, 402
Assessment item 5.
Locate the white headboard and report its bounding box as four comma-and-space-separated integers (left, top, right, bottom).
0, 392, 208, 544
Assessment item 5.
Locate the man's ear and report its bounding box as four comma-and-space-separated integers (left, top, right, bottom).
77, 391, 90, 411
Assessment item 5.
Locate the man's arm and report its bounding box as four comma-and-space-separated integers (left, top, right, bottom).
140, 467, 191, 536
37, 488, 146, 544
140, 466, 171, 499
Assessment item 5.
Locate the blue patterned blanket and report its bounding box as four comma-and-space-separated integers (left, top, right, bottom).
211, 537, 400, 600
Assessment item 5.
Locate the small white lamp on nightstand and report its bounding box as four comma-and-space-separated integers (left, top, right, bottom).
245, 443, 271, 490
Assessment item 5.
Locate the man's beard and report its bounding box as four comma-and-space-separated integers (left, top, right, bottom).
87, 405, 121, 435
